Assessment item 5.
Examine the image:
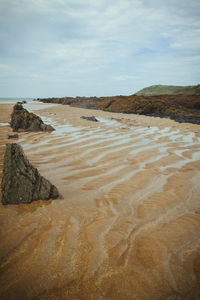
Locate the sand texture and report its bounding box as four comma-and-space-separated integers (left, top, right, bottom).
0, 103, 200, 300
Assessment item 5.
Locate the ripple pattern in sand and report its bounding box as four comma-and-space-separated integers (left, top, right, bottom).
0, 106, 200, 300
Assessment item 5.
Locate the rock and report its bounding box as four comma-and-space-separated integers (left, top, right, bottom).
10, 103, 55, 132
18, 101, 27, 104
81, 116, 98, 122
8, 133, 19, 139
1, 143, 61, 204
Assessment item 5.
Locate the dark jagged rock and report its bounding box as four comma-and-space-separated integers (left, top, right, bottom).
1, 143, 61, 204
81, 116, 98, 122
8, 133, 19, 139
10, 103, 55, 132
18, 100, 27, 104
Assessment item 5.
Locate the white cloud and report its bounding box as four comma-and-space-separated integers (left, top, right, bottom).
0, 0, 200, 96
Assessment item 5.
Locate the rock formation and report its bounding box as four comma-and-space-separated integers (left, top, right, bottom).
8, 133, 19, 139
36, 85, 200, 125
10, 103, 55, 131
1, 143, 61, 204
18, 100, 27, 104
81, 116, 98, 122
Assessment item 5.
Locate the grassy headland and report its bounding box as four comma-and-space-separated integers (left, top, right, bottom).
135, 84, 200, 96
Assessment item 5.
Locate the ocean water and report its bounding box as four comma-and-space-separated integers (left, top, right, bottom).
0, 97, 36, 104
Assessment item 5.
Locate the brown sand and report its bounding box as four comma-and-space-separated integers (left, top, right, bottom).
0, 103, 200, 300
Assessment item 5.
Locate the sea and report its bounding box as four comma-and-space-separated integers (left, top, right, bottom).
0, 97, 36, 104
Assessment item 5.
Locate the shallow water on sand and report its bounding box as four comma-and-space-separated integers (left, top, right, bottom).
0, 103, 200, 300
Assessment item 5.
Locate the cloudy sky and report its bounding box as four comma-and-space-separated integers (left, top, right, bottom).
0, 0, 200, 97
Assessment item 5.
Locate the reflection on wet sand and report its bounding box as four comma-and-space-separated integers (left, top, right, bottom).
0, 103, 200, 300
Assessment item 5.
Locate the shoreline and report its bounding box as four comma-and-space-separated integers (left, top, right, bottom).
0, 102, 200, 299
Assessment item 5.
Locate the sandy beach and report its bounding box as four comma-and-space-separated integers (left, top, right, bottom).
0, 102, 200, 300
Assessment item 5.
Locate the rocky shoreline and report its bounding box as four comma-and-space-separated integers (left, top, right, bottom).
0, 103, 61, 205
140, 112, 200, 124
35, 93, 200, 125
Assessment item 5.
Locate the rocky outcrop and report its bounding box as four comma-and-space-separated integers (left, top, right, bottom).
10, 103, 55, 132
8, 133, 19, 139
36, 91, 200, 125
81, 116, 98, 122
18, 100, 27, 104
1, 143, 61, 204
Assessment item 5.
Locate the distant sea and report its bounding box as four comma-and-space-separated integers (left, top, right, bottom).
0, 97, 35, 104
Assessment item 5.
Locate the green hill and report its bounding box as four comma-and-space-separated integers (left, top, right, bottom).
135, 84, 200, 96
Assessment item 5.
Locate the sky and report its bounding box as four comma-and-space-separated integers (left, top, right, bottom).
0, 0, 200, 97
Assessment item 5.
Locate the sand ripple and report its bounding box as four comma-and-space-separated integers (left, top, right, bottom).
0, 103, 200, 299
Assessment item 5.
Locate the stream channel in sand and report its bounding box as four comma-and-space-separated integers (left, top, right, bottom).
0, 102, 200, 300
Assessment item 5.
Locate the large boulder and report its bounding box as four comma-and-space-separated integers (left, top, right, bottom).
10, 103, 55, 131
1, 143, 61, 204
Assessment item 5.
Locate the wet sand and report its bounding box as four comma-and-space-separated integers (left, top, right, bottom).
0, 102, 200, 300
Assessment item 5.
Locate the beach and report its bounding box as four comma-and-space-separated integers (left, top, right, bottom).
0, 102, 200, 299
